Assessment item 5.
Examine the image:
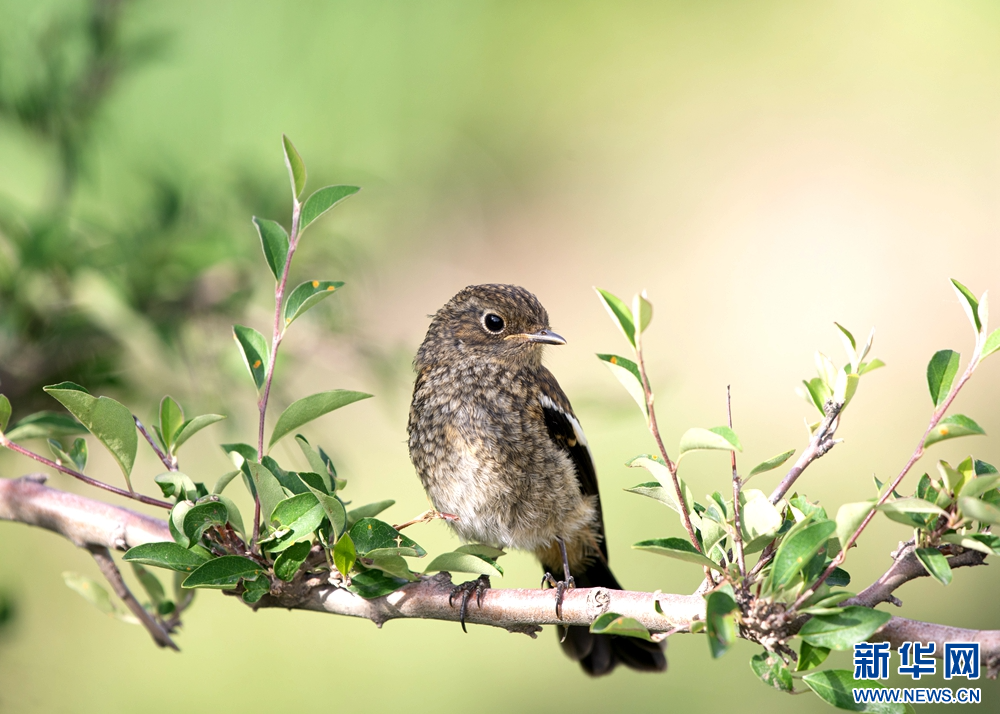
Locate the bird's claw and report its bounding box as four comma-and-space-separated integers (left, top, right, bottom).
449, 574, 491, 633
541, 571, 576, 620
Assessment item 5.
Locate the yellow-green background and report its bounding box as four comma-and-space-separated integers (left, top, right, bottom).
2, 1, 1000, 712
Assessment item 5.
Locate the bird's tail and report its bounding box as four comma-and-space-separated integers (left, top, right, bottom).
554, 557, 667, 676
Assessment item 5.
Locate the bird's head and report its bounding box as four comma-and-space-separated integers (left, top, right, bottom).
416, 284, 565, 367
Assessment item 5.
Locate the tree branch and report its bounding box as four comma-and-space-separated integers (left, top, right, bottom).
4, 473, 1000, 676
846, 542, 987, 609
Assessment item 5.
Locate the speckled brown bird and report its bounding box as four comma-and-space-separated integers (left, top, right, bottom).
407, 283, 666, 676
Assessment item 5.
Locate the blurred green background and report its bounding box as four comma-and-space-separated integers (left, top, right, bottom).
3, 0, 1000, 711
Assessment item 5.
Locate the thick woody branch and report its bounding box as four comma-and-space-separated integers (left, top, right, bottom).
847, 542, 987, 609
4, 473, 1000, 675
873, 618, 1000, 678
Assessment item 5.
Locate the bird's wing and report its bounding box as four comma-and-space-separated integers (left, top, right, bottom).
535, 367, 608, 560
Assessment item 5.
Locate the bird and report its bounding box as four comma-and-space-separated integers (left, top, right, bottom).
407, 283, 666, 676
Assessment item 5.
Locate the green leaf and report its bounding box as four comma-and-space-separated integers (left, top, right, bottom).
958, 472, 1000, 499
796, 640, 831, 672
590, 612, 652, 641
631, 291, 652, 334
923, 414, 986, 447
212, 469, 240, 495
951, 278, 982, 333
798, 607, 891, 650
245, 462, 286, 534
123, 542, 211, 572
424, 551, 502, 578
232, 326, 269, 392
769, 520, 835, 590
750, 651, 793, 692
274, 541, 312, 582
282, 280, 344, 330
182, 500, 228, 544
183, 556, 265, 589
154, 471, 198, 502
705, 586, 738, 658
833, 370, 860, 407
333, 532, 356, 577
346, 500, 395, 529
349, 518, 425, 557
633, 537, 721, 570
366, 554, 419, 582
915, 547, 952, 585
282, 134, 307, 199
241, 576, 270, 604
253, 217, 289, 281
267, 493, 324, 552
626, 456, 694, 514
747, 449, 796, 479
349, 568, 409, 599
0, 394, 10, 432
596, 354, 647, 417
803, 669, 907, 713
802, 377, 831, 413
3, 411, 88, 442
158, 396, 184, 451
173, 414, 226, 453
859, 358, 886, 375
63, 572, 135, 623
594, 287, 635, 347
299, 185, 360, 233
130, 563, 165, 608
48, 438, 86, 472
624, 481, 677, 508
740, 494, 784, 550
983, 328, 1000, 359
926, 350, 961, 406
940, 532, 1000, 555
296, 474, 347, 538
456, 544, 506, 559
835, 501, 875, 551
43, 383, 137, 487
169, 501, 193, 547
957, 496, 1000, 526
877, 497, 947, 529
268, 390, 373, 450
678, 426, 742, 457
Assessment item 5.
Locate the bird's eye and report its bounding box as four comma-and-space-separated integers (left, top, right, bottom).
483, 313, 505, 333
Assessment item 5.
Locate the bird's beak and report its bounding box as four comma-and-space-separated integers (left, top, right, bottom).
510, 329, 567, 345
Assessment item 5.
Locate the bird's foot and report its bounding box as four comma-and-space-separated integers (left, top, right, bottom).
541, 571, 576, 620
449, 574, 491, 633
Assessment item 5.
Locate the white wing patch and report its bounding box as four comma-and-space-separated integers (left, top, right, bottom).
538, 393, 590, 450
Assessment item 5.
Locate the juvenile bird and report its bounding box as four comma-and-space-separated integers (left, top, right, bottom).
407, 283, 666, 676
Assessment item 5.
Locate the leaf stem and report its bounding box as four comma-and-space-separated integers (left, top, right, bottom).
0, 436, 171, 509
728, 386, 746, 581
134, 416, 176, 472
633, 324, 701, 552
252, 197, 302, 551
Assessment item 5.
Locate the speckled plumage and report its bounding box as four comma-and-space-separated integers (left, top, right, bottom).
408, 284, 666, 676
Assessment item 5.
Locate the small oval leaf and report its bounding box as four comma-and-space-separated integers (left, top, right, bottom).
299, 185, 360, 233
268, 390, 373, 449
282, 280, 344, 329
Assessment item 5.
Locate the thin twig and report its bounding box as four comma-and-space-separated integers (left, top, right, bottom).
633, 323, 701, 552
794, 354, 981, 609
87, 544, 179, 650
845, 542, 987, 609
769, 402, 842, 505
0, 438, 171, 509
728, 386, 746, 581
134, 416, 176, 472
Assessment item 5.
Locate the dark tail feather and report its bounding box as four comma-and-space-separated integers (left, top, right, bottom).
555, 558, 667, 676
